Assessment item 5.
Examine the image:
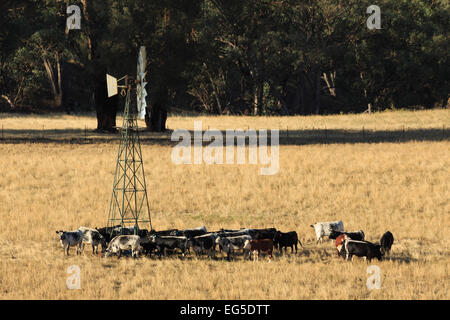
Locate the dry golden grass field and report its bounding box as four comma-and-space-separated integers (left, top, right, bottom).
0, 109, 449, 300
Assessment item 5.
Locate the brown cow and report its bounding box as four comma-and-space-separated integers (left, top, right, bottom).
244, 239, 273, 262
335, 234, 349, 257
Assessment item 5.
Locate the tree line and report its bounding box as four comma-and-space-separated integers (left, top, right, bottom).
0, 0, 448, 131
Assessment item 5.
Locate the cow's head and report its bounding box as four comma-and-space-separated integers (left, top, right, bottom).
104, 242, 116, 258
100, 236, 108, 253
56, 230, 65, 240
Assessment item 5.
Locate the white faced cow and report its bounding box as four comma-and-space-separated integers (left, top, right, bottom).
56, 230, 83, 256
79, 227, 107, 255
310, 221, 344, 243
104, 235, 141, 259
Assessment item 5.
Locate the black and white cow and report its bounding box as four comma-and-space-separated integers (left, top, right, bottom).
329, 230, 365, 241
104, 235, 141, 258
380, 231, 394, 255
273, 231, 302, 254
151, 235, 189, 257
310, 221, 344, 243
343, 239, 383, 262
79, 227, 107, 255
56, 230, 83, 256
217, 235, 252, 260
187, 233, 216, 257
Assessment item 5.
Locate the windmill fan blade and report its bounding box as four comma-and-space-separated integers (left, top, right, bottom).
137, 46, 148, 120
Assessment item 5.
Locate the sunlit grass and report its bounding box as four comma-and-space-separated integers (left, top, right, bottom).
0, 109, 448, 299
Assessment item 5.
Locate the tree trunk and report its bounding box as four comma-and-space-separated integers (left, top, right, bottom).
43, 56, 62, 108
253, 85, 258, 115
94, 70, 118, 133
315, 71, 321, 114
145, 88, 168, 132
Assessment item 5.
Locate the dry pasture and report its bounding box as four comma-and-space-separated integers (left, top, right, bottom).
0, 109, 449, 299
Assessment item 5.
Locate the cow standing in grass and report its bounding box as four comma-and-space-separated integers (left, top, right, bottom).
335, 234, 349, 257
56, 230, 83, 256
244, 239, 274, 261
79, 227, 107, 255
273, 231, 302, 254
104, 235, 141, 259
380, 231, 394, 256
311, 221, 344, 243
343, 239, 383, 262
217, 235, 252, 261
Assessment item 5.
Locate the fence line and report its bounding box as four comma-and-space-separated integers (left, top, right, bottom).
0, 124, 448, 143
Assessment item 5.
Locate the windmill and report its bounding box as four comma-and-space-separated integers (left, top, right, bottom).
105, 46, 152, 236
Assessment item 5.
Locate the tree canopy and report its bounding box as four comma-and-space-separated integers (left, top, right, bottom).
1, 0, 448, 117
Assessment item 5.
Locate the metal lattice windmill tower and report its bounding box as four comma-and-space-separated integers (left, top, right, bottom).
105, 47, 152, 235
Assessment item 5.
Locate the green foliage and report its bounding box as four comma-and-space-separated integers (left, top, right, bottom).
0, 0, 448, 113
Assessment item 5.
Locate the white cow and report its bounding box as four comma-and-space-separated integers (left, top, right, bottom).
79, 227, 107, 255
56, 230, 83, 256
105, 235, 141, 258
310, 221, 344, 243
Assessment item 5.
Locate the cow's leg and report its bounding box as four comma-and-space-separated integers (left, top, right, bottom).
117, 249, 122, 259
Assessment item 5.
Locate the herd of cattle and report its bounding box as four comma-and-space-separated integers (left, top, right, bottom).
56, 221, 394, 262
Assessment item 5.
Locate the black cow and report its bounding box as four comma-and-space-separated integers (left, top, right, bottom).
343, 239, 383, 262
151, 236, 188, 257
148, 229, 179, 236
139, 235, 158, 256
96, 225, 121, 244
96, 226, 148, 244
380, 231, 394, 255
329, 230, 365, 241
242, 228, 278, 240
188, 234, 216, 257
273, 231, 302, 254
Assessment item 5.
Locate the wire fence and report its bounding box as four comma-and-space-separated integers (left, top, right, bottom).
0, 124, 448, 145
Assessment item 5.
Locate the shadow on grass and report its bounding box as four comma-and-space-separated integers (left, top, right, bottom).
0, 128, 448, 146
